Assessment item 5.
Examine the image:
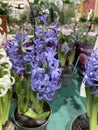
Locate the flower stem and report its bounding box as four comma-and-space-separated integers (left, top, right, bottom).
85, 87, 92, 118
0, 90, 12, 126
29, 89, 43, 114
86, 86, 98, 130
89, 94, 98, 130
0, 98, 3, 130
0, 121, 2, 130
27, 0, 36, 37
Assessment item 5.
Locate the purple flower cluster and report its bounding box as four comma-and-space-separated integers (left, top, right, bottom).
7, 14, 62, 101
83, 48, 98, 94
7, 33, 34, 75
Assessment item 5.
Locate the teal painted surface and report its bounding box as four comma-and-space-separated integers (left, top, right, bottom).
9, 72, 86, 130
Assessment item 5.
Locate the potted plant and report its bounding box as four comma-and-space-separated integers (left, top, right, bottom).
58, 24, 76, 65
0, 1, 12, 17
73, 21, 97, 74
29, 0, 60, 24
71, 47, 98, 130
79, 17, 87, 23
6, 13, 62, 130
77, 30, 97, 74
0, 45, 16, 130
58, 25, 77, 86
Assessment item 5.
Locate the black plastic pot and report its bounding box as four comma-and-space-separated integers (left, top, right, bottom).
61, 72, 74, 86
61, 66, 76, 87
70, 113, 89, 130
13, 101, 51, 130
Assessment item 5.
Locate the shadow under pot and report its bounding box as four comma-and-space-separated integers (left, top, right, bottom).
13, 101, 51, 130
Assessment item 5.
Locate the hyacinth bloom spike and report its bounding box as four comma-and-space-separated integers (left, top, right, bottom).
83, 48, 98, 130
7, 14, 62, 102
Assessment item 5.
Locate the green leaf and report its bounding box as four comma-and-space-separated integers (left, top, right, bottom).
24, 108, 50, 120
34, 0, 39, 4
29, 90, 43, 114
68, 50, 75, 65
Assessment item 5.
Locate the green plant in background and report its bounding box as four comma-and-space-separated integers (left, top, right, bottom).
58, 42, 75, 67
63, 0, 71, 4
58, 26, 74, 43
20, 11, 29, 22
79, 31, 97, 46
29, 0, 60, 24
0, 1, 12, 18
79, 17, 87, 23
92, 17, 98, 25
29, 0, 43, 18
29, 0, 75, 25
60, 1, 75, 24
72, 23, 97, 46
79, 9, 94, 23
58, 24, 76, 67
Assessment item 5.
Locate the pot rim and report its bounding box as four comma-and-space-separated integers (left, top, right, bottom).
70, 112, 87, 130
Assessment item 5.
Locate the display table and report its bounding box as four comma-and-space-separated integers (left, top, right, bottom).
47, 72, 86, 130
9, 72, 86, 130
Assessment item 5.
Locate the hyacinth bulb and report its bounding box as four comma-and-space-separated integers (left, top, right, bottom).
79, 53, 88, 65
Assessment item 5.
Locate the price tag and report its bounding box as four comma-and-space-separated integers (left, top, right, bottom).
80, 82, 86, 97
